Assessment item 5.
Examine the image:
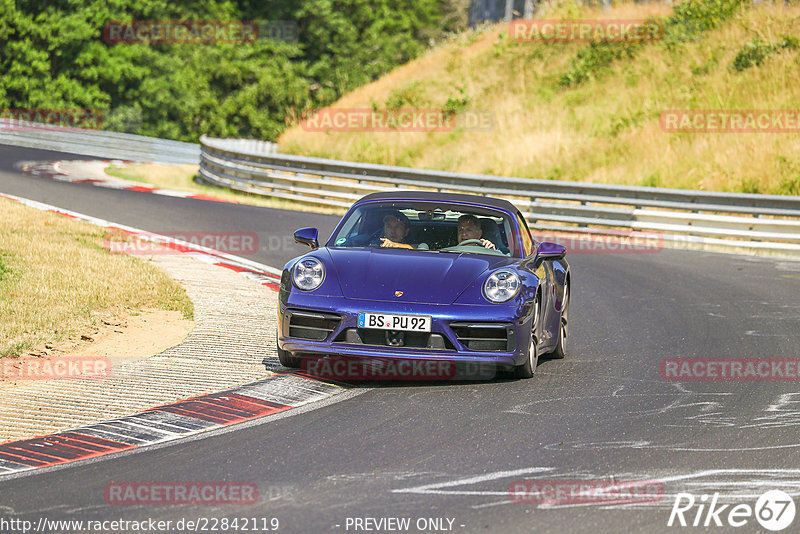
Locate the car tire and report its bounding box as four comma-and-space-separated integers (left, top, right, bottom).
514, 318, 538, 379
277, 342, 301, 368
546, 285, 569, 360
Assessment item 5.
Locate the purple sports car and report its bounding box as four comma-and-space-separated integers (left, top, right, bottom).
277, 191, 569, 379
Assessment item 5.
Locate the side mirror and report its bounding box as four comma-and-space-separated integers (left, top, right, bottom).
294, 227, 319, 249
535, 241, 566, 260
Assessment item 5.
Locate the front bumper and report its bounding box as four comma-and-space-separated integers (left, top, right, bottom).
277, 296, 535, 369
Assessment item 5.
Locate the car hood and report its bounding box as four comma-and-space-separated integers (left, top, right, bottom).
327, 248, 515, 304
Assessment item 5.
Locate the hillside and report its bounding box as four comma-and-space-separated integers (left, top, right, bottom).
278, 0, 800, 195
0, 0, 465, 142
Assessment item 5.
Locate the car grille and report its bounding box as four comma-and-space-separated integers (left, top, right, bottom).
449, 322, 513, 351
333, 328, 455, 350
287, 310, 341, 341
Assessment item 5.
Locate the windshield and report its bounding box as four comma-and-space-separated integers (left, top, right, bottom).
328, 201, 520, 257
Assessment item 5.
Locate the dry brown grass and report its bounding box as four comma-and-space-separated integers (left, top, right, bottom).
0, 198, 193, 357
278, 1, 800, 195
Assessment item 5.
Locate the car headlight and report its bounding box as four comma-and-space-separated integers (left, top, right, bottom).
483, 270, 520, 303
293, 257, 325, 291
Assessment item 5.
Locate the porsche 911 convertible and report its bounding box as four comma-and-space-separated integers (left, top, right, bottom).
277, 191, 569, 379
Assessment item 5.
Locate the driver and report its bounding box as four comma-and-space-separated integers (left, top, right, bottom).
457, 214, 496, 250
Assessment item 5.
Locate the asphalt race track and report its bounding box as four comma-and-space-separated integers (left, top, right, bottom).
2, 144, 800, 533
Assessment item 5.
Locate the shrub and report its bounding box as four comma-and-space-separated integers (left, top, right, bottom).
731, 35, 800, 71
442, 86, 469, 118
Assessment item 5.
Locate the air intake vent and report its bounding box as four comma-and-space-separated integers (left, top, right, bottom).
288, 310, 341, 341
333, 328, 455, 350
450, 322, 512, 351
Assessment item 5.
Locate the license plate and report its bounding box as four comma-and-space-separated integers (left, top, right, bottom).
358, 312, 431, 332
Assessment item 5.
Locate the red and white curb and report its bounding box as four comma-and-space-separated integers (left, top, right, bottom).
17, 160, 236, 203
0, 374, 342, 475
0, 192, 349, 476
0, 190, 282, 290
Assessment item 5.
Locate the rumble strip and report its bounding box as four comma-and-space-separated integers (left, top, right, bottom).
0, 192, 345, 476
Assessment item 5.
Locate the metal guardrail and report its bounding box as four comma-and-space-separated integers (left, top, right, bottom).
202, 137, 278, 156
199, 135, 800, 256
0, 120, 199, 164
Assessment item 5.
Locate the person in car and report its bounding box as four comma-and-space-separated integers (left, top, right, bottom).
457, 214, 496, 249
376, 211, 429, 250
379, 212, 412, 248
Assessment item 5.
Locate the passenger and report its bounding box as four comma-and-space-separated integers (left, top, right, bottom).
457, 214, 496, 250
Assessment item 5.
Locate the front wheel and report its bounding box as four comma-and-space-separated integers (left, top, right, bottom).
514, 314, 538, 379
277, 342, 301, 368
546, 285, 569, 360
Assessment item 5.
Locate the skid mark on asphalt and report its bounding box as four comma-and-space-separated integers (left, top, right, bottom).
327, 471, 442, 482
503, 382, 731, 418
504, 380, 800, 450
391, 468, 800, 511
544, 437, 800, 453
392, 467, 555, 497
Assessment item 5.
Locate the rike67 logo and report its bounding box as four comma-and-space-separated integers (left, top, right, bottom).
668, 490, 796, 531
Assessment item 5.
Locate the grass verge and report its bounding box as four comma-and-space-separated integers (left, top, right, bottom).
278, 0, 800, 195
0, 198, 193, 358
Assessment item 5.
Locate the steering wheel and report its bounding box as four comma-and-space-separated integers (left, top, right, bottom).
362, 227, 385, 247
458, 239, 484, 247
